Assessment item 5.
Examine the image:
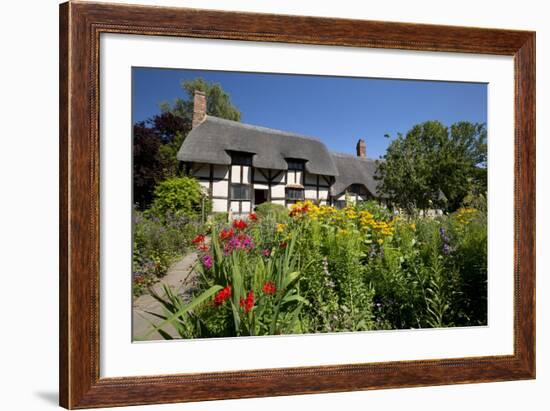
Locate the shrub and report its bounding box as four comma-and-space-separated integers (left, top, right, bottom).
133, 210, 202, 296
254, 202, 290, 223
149, 176, 211, 219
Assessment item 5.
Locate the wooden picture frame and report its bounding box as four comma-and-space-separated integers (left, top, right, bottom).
59, 1, 535, 408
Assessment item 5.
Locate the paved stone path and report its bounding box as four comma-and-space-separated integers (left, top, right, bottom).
132, 251, 200, 341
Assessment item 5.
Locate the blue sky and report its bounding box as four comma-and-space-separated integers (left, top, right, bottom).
132, 67, 487, 159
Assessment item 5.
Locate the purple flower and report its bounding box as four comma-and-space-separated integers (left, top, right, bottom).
201, 255, 213, 270
223, 233, 254, 254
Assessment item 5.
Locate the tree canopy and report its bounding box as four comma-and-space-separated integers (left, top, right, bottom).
133, 78, 241, 209
160, 77, 241, 122
376, 120, 487, 214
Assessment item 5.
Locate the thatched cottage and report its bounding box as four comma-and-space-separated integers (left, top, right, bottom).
177, 90, 384, 215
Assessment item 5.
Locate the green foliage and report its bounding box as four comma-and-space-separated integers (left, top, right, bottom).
161, 77, 241, 122
149, 176, 211, 219
142, 201, 487, 339
146, 224, 307, 339
254, 202, 290, 223
132, 210, 203, 296
377, 121, 487, 213
134, 78, 242, 210
133, 112, 191, 209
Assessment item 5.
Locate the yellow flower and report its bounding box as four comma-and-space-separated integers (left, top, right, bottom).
410, 223, 416, 230
377, 238, 384, 245
276, 223, 286, 233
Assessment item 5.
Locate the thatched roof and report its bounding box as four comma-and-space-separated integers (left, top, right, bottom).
177, 116, 338, 176
330, 153, 383, 197
178, 115, 386, 197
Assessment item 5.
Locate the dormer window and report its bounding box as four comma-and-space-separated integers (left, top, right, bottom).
349, 184, 368, 196
230, 151, 253, 166
286, 159, 305, 171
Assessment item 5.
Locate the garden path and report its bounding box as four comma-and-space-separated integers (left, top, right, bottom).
132, 251, 200, 340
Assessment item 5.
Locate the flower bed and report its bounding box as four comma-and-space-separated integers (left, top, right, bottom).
147, 201, 487, 339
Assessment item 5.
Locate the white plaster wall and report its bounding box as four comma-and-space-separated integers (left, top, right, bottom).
212, 198, 227, 212
242, 166, 251, 184
230, 165, 241, 183
319, 187, 329, 200
212, 179, 228, 197
305, 188, 317, 199
271, 183, 285, 198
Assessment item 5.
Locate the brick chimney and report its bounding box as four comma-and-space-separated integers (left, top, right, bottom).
192, 90, 207, 128
356, 139, 366, 157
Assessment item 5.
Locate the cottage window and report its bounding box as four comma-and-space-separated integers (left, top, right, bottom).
349, 184, 368, 196
286, 188, 304, 200
286, 159, 305, 171
230, 184, 251, 200
230, 152, 253, 166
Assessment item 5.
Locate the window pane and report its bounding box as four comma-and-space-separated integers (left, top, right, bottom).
231, 184, 250, 200
231, 152, 252, 166
286, 188, 304, 200
287, 160, 304, 170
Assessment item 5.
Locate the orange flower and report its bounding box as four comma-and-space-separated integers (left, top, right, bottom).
219, 228, 234, 241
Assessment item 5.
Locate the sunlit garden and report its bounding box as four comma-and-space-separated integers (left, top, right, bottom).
131, 75, 488, 340
139, 198, 486, 339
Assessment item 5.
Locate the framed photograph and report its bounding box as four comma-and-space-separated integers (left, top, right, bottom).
59, 2, 535, 408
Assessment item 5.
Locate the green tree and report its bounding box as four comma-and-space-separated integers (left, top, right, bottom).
160, 77, 241, 122
133, 112, 190, 209
376, 121, 487, 214
134, 78, 241, 209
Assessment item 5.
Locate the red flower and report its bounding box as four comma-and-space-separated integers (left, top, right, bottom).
232, 219, 248, 231
219, 228, 234, 241
279, 241, 288, 249
249, 213, 258, 221
262, 281, 277, 295
239, 290, 255, 313
214, 285, 231, 306
192, 234, 205, 244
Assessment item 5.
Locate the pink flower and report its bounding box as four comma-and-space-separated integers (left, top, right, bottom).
201, 255, 213, 270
